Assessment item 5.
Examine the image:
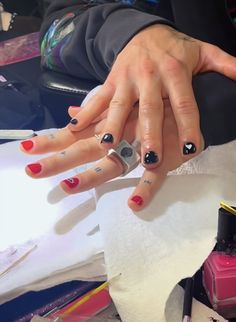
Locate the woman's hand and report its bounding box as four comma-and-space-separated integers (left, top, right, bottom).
20, 99, 204, 211
66, 24, 236, 170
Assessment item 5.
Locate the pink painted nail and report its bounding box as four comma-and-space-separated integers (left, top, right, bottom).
131, 195, 143, 206
21, 140, 34, 151
27, 163, 42, 174
63, 177, 80, 189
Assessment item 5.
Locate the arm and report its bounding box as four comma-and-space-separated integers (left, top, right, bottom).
40, 0, 236, 159
40, 0, 175, 81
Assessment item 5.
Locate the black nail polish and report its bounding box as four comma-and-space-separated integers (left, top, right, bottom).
70, 118, 78, 125
144, 151, 158, 164
183, 142, 196, 155
101, 133, 114, 144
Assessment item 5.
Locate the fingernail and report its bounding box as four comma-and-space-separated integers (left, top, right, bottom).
63, 177, 80, 189
131, 195, 143, 206
183, 142, 196, 155
70, 118, 78, 125
101, 133, 113, 144
69, 105, 81, 109
27, 163, 42, 174
144, 151, 158, 164
21, 140, 34, 151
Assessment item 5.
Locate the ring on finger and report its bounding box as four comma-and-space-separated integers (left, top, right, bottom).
106, 139, 140, 176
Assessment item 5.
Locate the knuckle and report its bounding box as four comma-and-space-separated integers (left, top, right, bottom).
175, 97, 196, 115
109, 98, 127, 110
163, 56, 184, 74
142, 134, 153, 147
140, 59, 156, 76
140, 101, 161, 115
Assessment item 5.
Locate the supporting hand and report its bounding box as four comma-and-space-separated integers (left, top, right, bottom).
20, 98, 204, 211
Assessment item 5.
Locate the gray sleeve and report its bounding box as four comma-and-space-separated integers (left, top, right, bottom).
41, 2, 175, 81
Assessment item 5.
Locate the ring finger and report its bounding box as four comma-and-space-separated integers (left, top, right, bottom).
60, 155, 124, 193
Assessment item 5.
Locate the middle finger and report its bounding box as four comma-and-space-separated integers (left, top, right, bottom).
138, 76, 163, 169
25, 136, 106, 178
99, 81, 137, 149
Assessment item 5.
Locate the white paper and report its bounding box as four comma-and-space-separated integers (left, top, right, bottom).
95, 140, 236, 322
0, 240, 37, 276
0, 129, 106, 304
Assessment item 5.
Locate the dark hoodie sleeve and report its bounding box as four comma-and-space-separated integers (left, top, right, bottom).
40, 0, 175, 81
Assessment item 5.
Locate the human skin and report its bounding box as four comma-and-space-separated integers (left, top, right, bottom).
67, 24, 236, 169
20, 98, 204, 212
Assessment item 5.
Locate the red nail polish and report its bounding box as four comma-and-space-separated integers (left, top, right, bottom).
21, 140, 34, 151
63, 177, 80, 189
27, 163, 42, 174
203, 206, 236, 319
131, 195, 143, 206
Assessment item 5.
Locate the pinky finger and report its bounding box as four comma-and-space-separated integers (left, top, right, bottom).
60, 155, 123, 194
128, 168, 167, 211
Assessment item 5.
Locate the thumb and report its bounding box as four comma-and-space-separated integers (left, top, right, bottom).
199, 42, 236, 80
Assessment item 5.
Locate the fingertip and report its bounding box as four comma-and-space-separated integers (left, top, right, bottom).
68, 105, 81, 109
68, 106, 81, 118
100, 132, 116, 150
100, 133, 114, 144
181, 141, 200, 160
142, 150, 160, 169
69, 117, 78, 125
20, 140, 34, 153
128, 195, 145, 212
141, 144, 162, 169
25, 162, 42, 177
60, 177, 80, 194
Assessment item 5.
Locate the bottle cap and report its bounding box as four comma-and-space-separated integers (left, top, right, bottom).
217, 207, 236, 251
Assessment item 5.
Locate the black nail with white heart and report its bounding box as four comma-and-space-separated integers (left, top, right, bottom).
183, 142, 196, 155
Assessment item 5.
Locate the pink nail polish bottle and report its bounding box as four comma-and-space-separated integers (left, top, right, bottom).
203, 206, 236, 319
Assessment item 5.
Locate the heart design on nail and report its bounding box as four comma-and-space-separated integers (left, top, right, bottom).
186, 144, 193, 150
183, 142, 196, 155
63, 177, 79, 189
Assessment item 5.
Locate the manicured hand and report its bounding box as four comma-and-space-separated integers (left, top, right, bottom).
66, 24, 236, 170
20, 99, 204, 211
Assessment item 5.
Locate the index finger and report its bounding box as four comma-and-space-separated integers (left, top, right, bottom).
20, 119, 106, 155
67, 84, 114, 131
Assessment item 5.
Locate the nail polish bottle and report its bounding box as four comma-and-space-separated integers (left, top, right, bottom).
203, 206, 236, 319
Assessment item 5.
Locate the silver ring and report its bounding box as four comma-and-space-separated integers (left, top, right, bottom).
107, 140, 140, 176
